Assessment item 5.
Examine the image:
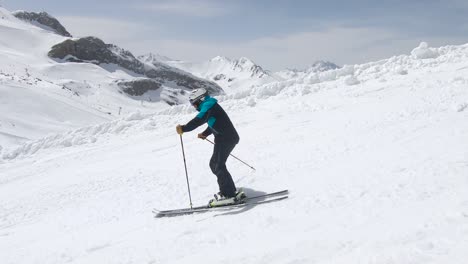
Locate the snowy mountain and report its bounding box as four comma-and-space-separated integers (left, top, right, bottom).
1, 35, 468, 264
48, 36, 223, 103
0, 7, 222, 147
0, 7, 115, 148
275, 60, 340, 79
142, 54, 281, 93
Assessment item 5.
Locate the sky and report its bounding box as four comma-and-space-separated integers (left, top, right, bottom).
3, 0, 468, 71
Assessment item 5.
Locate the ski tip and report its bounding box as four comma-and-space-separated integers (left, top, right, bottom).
152, 209, 165, 218
153, 211, 166, 218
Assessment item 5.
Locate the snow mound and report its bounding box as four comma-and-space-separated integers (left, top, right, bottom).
345, 75, 360, 86
411, 42, 440, 59
1, 104, 199, 160
290, 42, 467, 88
1, 112, 152, 160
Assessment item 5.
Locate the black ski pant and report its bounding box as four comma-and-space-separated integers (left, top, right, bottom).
209, 140, 237, 197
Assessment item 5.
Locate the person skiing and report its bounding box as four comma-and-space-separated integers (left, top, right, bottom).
176, 88, 245, 206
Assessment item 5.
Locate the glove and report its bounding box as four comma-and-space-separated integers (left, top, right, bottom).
197, 133, 207, 140
176, 125, 183, 135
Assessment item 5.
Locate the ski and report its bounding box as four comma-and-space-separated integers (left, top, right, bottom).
153, 195, 288, 218
153, 189, 289, 218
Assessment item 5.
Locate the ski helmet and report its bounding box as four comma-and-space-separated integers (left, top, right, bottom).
189, 88, 208, 106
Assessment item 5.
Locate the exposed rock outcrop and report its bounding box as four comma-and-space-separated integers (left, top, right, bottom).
48, 37, 223, 103
117, 79, 162, 96
49, 37, 145, 73
13, 11, 72, 37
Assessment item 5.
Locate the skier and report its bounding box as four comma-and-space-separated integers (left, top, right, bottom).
176, 88, 245, 207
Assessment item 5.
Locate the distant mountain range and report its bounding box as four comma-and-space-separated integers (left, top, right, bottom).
139, 54, 282, 93
10, 9, 340, 97
140, 54, 341, 93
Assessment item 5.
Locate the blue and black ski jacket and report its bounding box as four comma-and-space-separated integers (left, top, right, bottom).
182, 96, 239, 144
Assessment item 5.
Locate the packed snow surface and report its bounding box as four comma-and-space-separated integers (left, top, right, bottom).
1, 40, 468, 263
1, 6, 468, 262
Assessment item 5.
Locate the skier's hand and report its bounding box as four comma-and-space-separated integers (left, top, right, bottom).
198, 133, 207, 140
176, 125, 183, 135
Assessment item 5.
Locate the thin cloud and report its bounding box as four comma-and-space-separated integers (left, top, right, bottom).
57, 16, 155, 43
124, 25, 468, 71
136, 0, 230, 17
124, 27, 414, 70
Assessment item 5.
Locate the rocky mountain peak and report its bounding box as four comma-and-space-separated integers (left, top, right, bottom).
307, 60, 340, 73
232, 57, 267, 78
237, 57, 255, 66
12, 10, 72, 37
48, 37, 223, 105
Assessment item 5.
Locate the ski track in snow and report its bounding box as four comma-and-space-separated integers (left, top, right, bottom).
1, 8, 468, 263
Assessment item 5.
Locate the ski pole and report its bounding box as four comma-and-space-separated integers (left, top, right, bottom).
179, 134, 193, 209
205, 138, 256, 171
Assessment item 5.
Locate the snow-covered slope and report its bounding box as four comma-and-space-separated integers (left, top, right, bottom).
1, 41, 468, 263
142, 54, 280, 93
0, 7, 118, 147
0, 7, 219, 148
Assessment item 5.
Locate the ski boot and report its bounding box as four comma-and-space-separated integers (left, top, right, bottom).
208, 189, 247, 208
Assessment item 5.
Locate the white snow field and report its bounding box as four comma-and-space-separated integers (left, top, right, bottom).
1, 38, 468, 263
